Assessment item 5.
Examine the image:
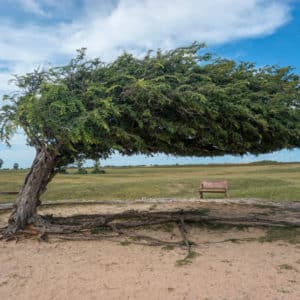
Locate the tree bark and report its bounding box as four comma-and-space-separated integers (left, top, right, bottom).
8, 147, 57, 231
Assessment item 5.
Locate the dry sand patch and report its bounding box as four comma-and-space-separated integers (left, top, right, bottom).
0, 201, 299, 300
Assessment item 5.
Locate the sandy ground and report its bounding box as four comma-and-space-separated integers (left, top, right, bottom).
0, 201, 299, 300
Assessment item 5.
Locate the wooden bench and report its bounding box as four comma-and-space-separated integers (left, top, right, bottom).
0, 192, 18, 195
0, 192, 18, 203
199, 180, 229, 199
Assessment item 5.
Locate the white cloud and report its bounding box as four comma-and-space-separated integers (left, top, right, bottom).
0, 21, 68, 64
0, 72, 15, 94
18, 0, 80, 18
19, 0, 47, 16
0, 133, 35, 168
63, 0, 291, 59
1, 0, 292, 64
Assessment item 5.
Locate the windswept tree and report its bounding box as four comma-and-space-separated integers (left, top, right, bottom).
0, 158, 3, 169
0, 43, 299, 233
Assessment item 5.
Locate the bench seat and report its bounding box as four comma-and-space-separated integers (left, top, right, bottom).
199, 180, 229, 198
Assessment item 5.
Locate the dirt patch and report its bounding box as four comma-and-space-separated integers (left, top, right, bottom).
0, 201, 299, 299
1, 229, 299, 299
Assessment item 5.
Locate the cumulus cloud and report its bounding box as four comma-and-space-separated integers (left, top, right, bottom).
1, 0, 292, 63
67, 0, 290, 59
18, 0, 74, 16
19, 0, 47, 16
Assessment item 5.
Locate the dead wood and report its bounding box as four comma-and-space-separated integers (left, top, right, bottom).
1, 202, 299, 244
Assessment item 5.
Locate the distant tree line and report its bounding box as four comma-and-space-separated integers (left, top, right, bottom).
0, 159, 20, 170
57, 158, 106, 174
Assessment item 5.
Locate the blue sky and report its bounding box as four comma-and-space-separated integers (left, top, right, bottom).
0, 0, 299, 168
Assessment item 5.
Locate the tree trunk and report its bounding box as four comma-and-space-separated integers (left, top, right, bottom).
9, 147, 57, 231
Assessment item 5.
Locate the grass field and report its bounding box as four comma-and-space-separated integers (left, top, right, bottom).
0, 162, 299, 203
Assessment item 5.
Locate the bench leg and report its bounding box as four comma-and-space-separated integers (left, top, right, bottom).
199, 191, 203, 199
225, 191, 229, 198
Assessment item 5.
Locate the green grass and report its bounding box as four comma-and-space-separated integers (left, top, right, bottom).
120, 240, 131, 246
258, 227, 300, 244
278, 264, 298, 271
175, 251, 200, 266
0, 162, 299, 203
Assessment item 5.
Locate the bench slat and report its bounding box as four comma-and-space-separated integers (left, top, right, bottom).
0, 192, 18, 195
199, 189, 226, 192
199, 180, 229, 199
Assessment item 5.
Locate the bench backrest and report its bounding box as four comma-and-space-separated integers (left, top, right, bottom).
0, 192, 18, 195
200, 180, 228, 190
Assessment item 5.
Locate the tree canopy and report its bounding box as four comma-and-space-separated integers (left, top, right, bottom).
1, 42, 300, 167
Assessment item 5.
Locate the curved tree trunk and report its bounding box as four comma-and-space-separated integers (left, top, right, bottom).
8, 147, 57, 231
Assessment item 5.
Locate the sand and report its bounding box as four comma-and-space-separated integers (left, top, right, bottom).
0, 202, 299, 300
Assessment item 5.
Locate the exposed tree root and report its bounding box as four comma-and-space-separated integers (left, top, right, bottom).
1, 204, 299, 258
1, 206, 300, 235
54, 232, 187, 248
177, 218, 192, 253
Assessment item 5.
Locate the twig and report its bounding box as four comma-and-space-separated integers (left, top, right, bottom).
177, 218, 191, 253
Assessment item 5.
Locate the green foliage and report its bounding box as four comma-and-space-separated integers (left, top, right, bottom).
91, 158, 106, 174
278, 264, 298, 271
175, 251, 199, 266
13, 163, 19, 170
90, 168, 106, 174
1, 43, 299, 171
75, 155, 87, 174
0, 158, 3, 169
76, 168, 88, 175
120, 240, 131, 246
57, 166, 68, 174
